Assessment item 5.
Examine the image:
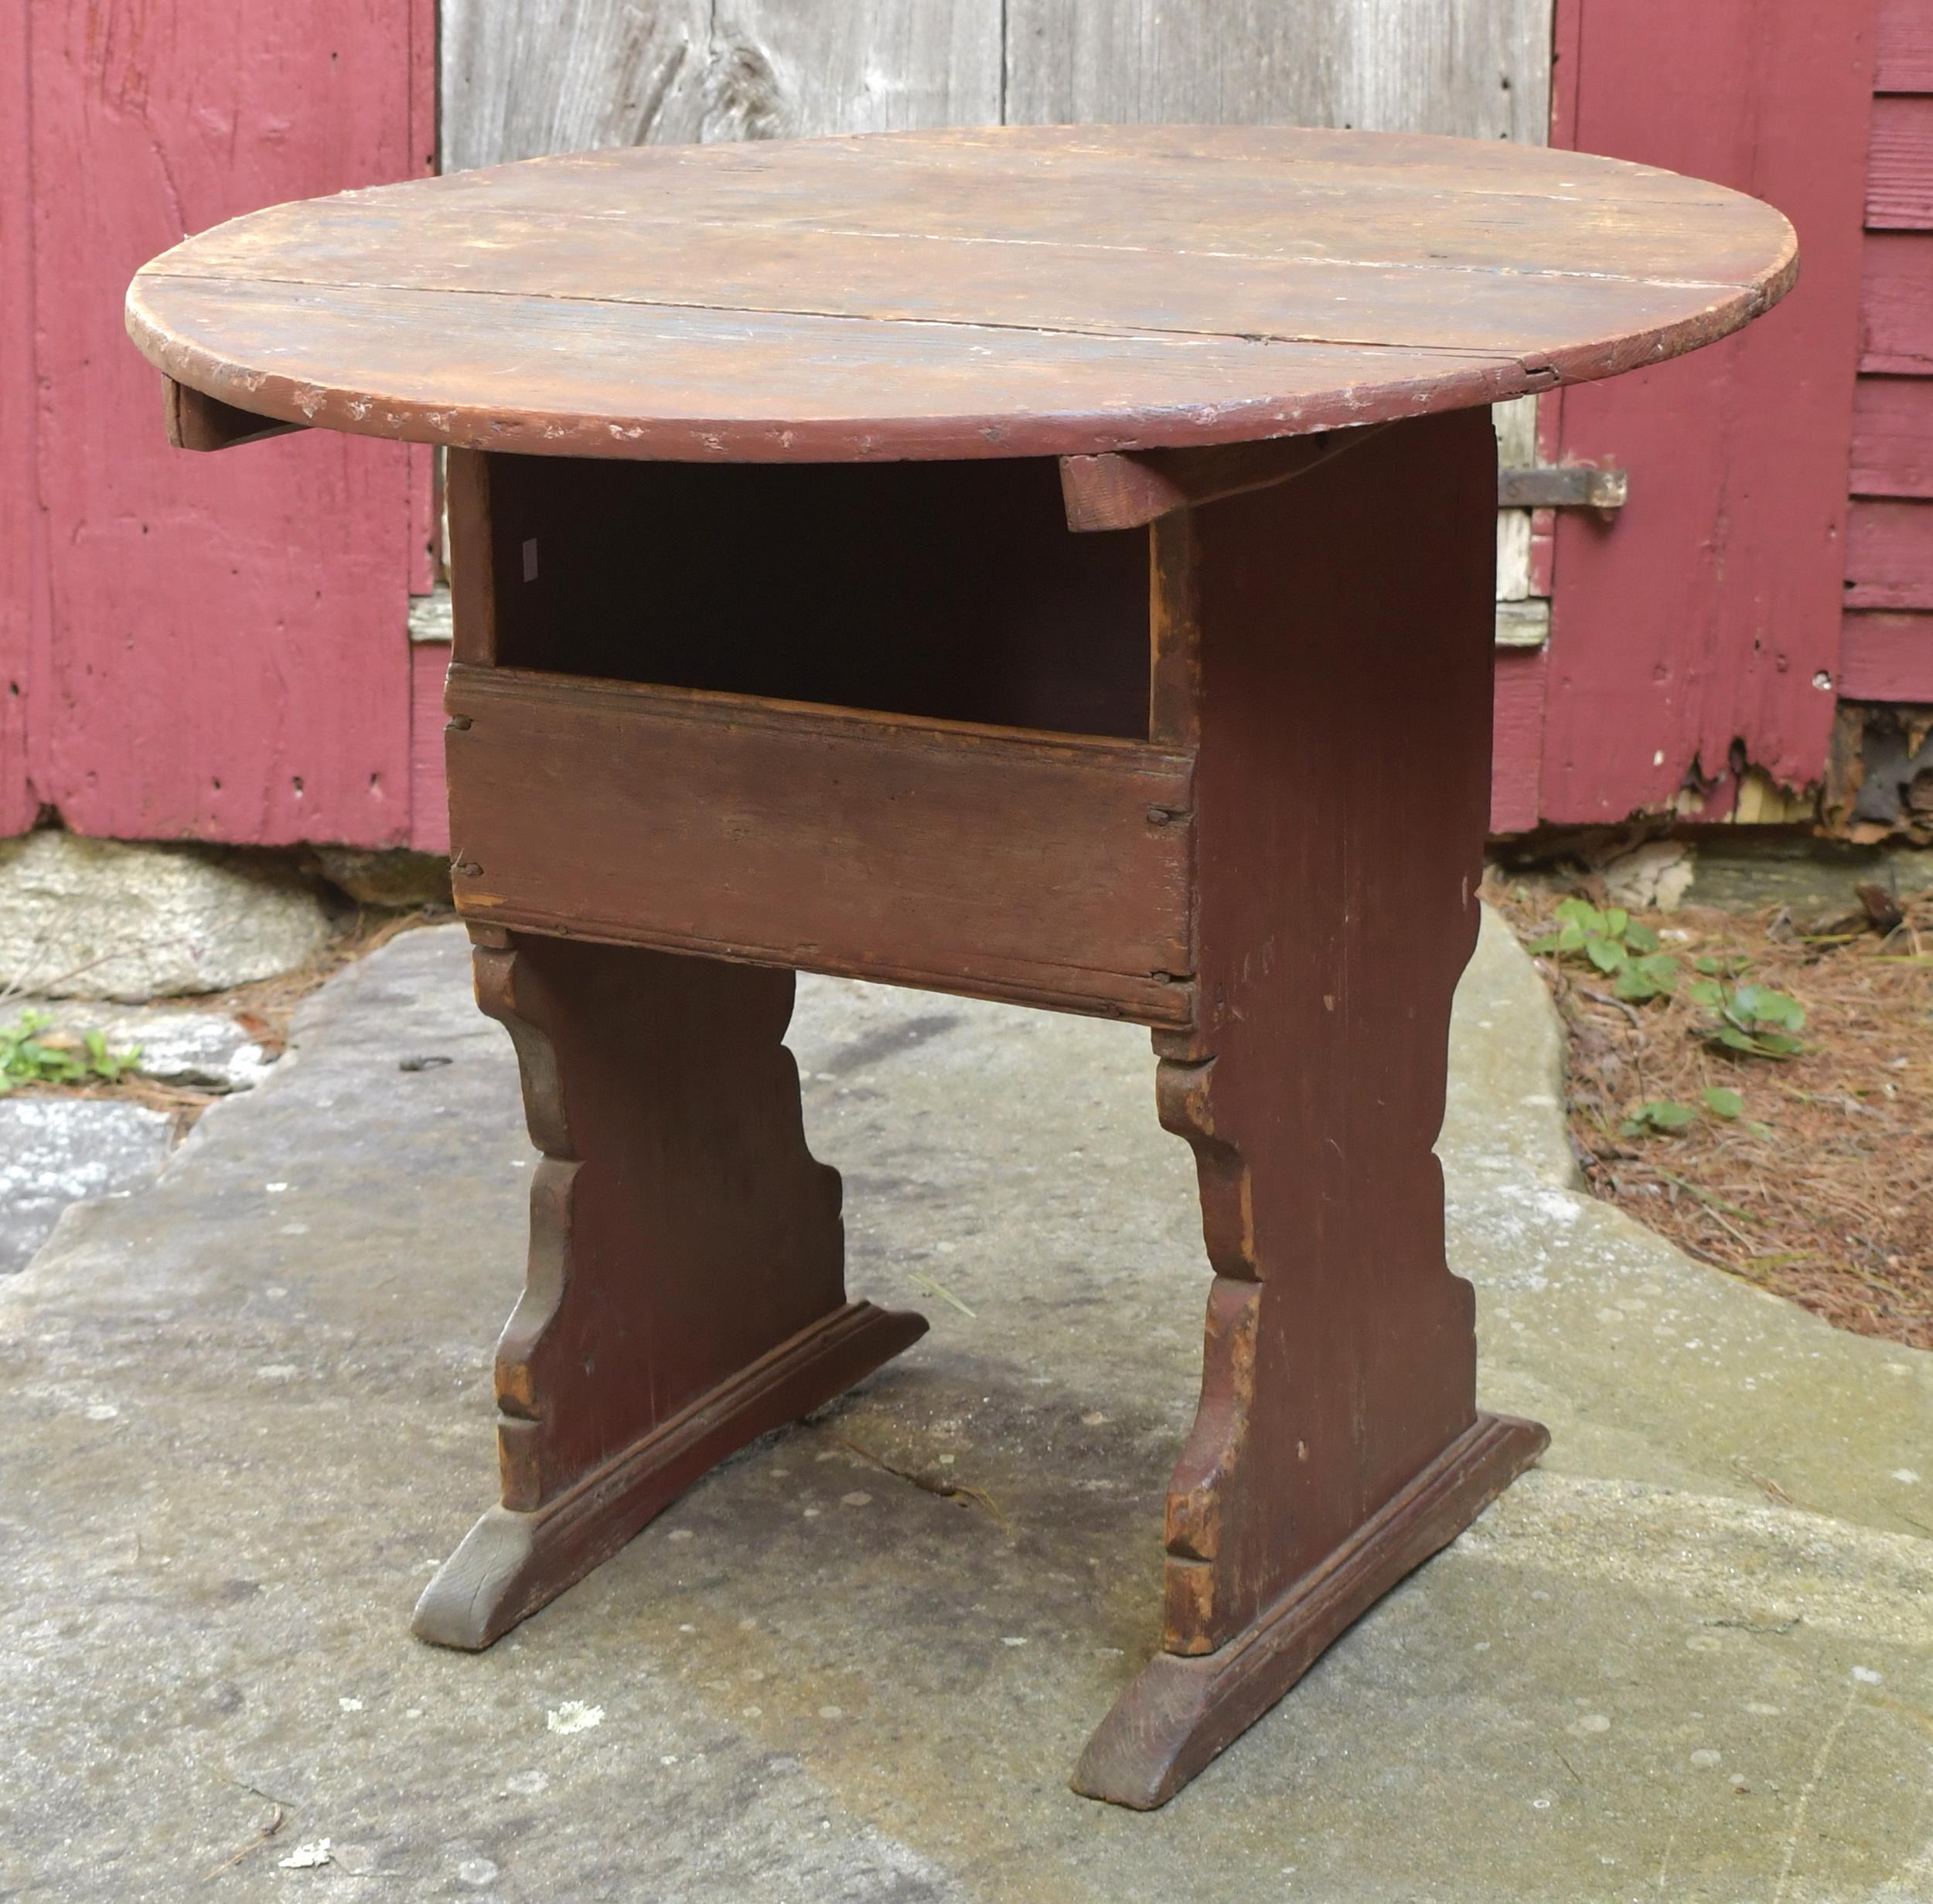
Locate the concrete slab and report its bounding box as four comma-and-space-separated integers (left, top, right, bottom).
4, 917, 1929, 1902
0, 1098, 176, 1276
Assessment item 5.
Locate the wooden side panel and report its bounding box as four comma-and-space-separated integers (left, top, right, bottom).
1540, 0, 1877, 820
439, 0, 1002, 170
1868, 95, 1933, 227
0, 2, 34, 834
1847, 501, 1933, 611
29, 0, 431, 846
1153, 409, 1499, 1649
445, 667, 1196, 1021
1878, 0, 1933, 91
1852, 376, 1933, 498
1841, 613, 1933, 701
1863, 233, 1933, 373
1003, 0, 1551, 144
409, 642, 452, 855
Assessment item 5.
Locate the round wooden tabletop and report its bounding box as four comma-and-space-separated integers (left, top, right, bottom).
128, 125, 1797, 464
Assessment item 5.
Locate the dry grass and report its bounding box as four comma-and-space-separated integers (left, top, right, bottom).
1490, 876, 1933, 1349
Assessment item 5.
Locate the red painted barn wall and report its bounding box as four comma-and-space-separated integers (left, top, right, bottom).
1, 11, 37, 836
1539, 0, 1877, 824
12, 0, 434, 850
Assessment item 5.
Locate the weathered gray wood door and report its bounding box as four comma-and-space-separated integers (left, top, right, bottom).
441, 2, 1550, 167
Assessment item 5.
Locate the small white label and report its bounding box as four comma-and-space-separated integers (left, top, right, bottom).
522, 536, 540, 582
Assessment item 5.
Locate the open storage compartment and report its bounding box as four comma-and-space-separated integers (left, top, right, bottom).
464, 451, 1157, 741
445, 450, 1198, 1024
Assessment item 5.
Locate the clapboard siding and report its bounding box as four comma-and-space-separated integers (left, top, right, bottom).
1002, 0, 1549, 143
1841, 612, 1933, 700
1847, 500, 1933, 611
1863, 233, 1933, 373
1852, 376, 1933, 497
1867, 94, 1933, 227
1877, 0, 1933, 92
441, 1, 1004, 169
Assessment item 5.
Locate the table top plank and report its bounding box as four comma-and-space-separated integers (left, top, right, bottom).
128, 125, 1797, 463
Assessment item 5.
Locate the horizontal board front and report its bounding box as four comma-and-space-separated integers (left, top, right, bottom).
1840, 612, 1933, 701
1846, 499, 1933, 611
1878, 0, 1933, 90
1852, 375, 1933, 497
1868, 97, 1933, 230
1861, 233, 1933, 373
445, 666, 1196, 1024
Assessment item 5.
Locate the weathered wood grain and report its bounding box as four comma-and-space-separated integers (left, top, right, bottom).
445, 666, 1197, 1022
408, 641, 451, 855
1863, 233, 1933, 374
38, 0, 429, 846
1877, 0, 1933, 92
1076, 407, 1549, 1805
1059, 431, 1379, 532
413, 928, 926, 1647
1004, 0, 1550, 147
1539, 0, 1875, 821
1492, 649, 1548, 833
0, 9, 32, 834
441, 0, 1002, 172
128, 127, 1797, 466
1852, 376, 1933, 499
1867, 95, 1933, 230
1840, 611, 1933, 702
1847, 500, 1933, 611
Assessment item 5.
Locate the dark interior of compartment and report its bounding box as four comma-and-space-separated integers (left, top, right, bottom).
483, 455, 1152, 740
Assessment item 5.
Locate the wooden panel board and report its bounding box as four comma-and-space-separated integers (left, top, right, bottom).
1840, 612, 1933, 701
1852, 376, 1933, 498
1877, 0, 1933, 92
1863, 233, 1933, 373
1004, 0, 1550, 146
1539, 0, 1877, 820
29, 0, 430, 846
444, 666, 1196, 1021
0, 5, 33, 833
1867, 95, 1933, 229
1846, 500, 1933, 611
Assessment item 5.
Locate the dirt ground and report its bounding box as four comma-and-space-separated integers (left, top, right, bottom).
1489, 874, 1933, 1351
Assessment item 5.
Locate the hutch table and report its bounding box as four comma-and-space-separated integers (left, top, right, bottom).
128, 126, 1794, 1807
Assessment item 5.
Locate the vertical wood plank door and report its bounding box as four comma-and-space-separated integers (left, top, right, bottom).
17, 0, 432, 848
1539, 0, 1878, 824
0, 5, 33, 833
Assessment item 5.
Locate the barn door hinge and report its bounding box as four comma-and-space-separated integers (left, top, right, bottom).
1496, 462, 1628, 511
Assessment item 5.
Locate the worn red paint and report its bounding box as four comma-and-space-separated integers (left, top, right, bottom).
0, 8, 36, 835
1489, 650, 1546, 836
1878, 0, 1933, 91
1862, 233, 1933, 373
409, 642, 452, 856
1847, 501, 1933, 611
10, 0, 431, 849
1867, 95, 1933, 227
1841, 614, 1933, 701
1540, 0, 1876, 823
